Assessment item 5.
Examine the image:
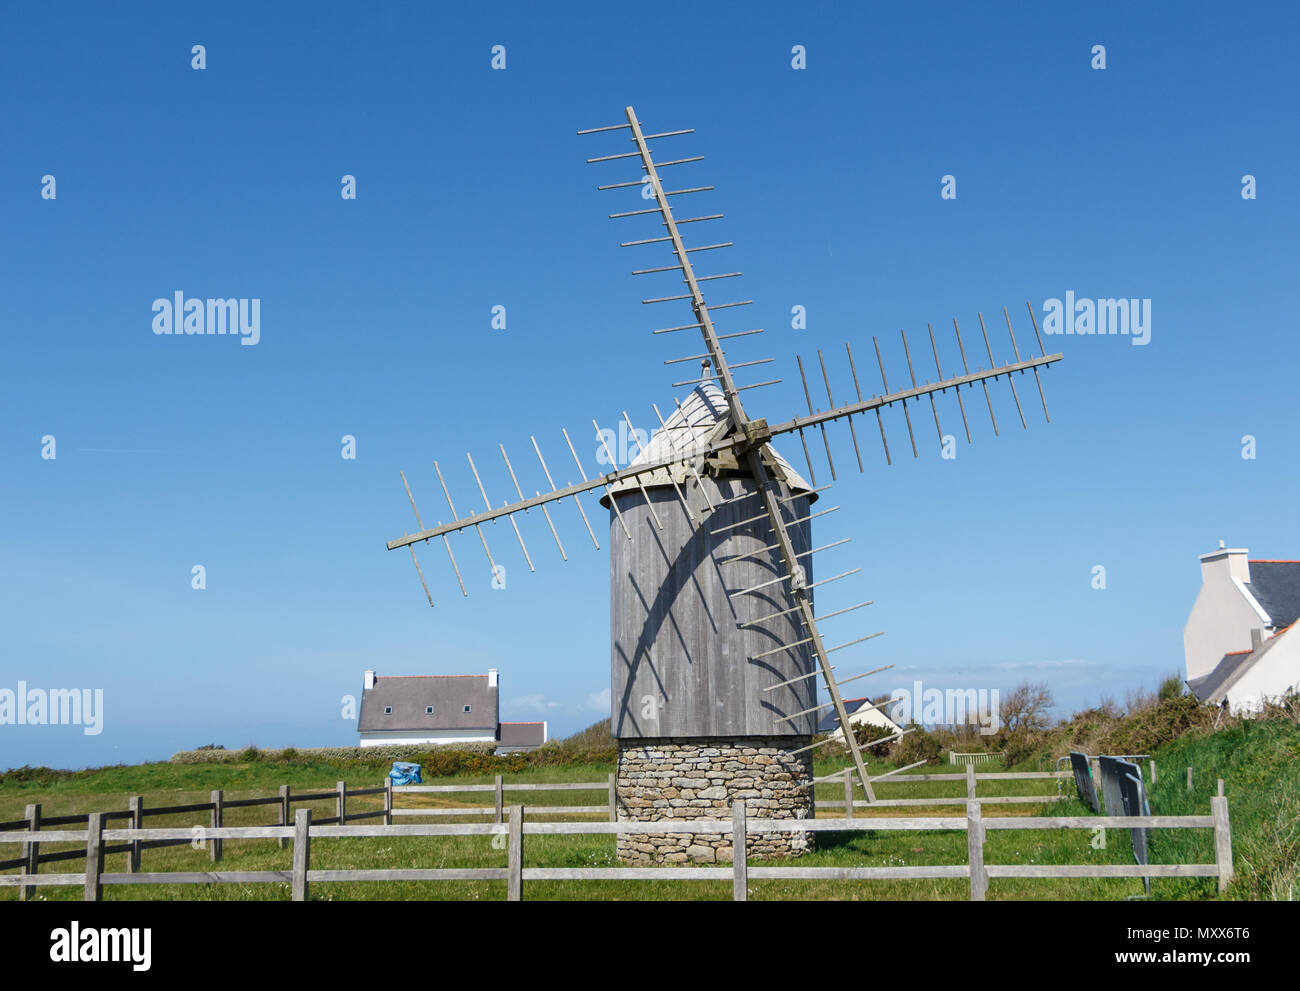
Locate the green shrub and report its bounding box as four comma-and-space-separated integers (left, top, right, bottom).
1158, 674, 1185, 701
853, 722, 900, 757
890, 726, 943, 766
1002, 730, 1048, 768
0, 764, 125, 786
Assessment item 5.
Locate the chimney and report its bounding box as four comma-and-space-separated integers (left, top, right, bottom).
364, 669, 375, 690
1250, 628, 1263, 650
487, 668, 498, 688
1199, 544, 1251, 584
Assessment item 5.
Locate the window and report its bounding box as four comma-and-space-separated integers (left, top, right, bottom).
463, 704, 472, 713
425, 706, 434, 715
383, 706, 393, 715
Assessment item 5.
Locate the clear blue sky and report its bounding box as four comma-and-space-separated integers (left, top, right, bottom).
3, 1, 1297, 770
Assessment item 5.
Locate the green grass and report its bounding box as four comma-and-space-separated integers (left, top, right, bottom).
1143, 718, 1300, 901
3, 734, 1291, 901
0, 759, 613, 804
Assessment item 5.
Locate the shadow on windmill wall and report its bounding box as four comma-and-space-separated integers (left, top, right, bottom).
610, 477, 817, 739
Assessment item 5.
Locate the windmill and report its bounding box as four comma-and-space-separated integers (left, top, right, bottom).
387, 107, 1062, 862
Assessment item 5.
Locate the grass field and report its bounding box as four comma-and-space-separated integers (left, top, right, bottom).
3, 744, 1261, 901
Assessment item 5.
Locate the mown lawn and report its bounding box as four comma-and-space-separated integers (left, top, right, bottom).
0, 752, 1238, 901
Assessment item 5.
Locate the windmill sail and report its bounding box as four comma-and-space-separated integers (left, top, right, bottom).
386, 105, 1064, 807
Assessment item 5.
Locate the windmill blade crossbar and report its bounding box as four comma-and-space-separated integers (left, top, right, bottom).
384, 344, 1054, 555
389, 328, 1056, 550
774, 351, 1059, 438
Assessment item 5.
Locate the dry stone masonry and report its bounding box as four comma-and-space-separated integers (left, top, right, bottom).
616, 737, 815, 863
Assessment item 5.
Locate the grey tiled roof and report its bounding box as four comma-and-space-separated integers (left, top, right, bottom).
816, 698, 872, 734
358, 676, 498, 731
1187, 652, 1254, 704
1187, 631, 1288, 704
497, 722, 546, 748
1248, 561, 1300, 628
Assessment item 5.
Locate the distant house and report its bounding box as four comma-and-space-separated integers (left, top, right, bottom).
815, 696, 901, 741
497, 722, 548, 753
1183, 542, 1300, 713
357, 669, 548, 752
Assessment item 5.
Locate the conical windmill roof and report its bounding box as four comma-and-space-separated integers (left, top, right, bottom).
600, 382, 817, 505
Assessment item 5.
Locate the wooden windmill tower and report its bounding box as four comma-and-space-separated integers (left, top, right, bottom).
387, 107, 1062, 863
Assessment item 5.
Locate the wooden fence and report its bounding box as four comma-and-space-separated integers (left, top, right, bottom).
390, 775, 617, 822
0, 797, 1233, 902
395, 767, 1071, 820
818, 765, 1071, 814
0, 767, 1071, 898
948, 751, 1005, 766
0, 780, 388, 900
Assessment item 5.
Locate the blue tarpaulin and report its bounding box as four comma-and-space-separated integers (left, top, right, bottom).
388, 761, 422, 785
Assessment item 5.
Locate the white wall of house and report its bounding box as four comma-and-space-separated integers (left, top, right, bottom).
1184, 547, 1269, 680
824, 705, 900, 744
359, 728, 496, 748
1223, 630, 1300, 713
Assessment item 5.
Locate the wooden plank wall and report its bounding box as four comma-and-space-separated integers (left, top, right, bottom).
610, 475, 818, 738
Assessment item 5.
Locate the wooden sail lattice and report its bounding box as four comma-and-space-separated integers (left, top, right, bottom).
386, 106, 1063, 803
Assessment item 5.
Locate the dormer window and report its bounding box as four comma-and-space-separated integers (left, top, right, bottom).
383, 706, 393, 715
463, 704, 472, 713
425, 706, 434, 714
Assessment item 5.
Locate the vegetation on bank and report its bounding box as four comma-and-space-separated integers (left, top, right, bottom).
852, 675, 1300, 773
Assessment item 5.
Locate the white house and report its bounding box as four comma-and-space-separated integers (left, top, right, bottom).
1183, 542, 1300, 713
357, 669, 547, 751
816, 696, 902, 743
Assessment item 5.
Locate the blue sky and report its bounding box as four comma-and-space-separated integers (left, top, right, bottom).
2, 1, 1297, 769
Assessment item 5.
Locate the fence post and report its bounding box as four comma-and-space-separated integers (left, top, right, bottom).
608, 772, 617, 823
844, 768, 854, 821
84, 812, 103, 902
1217, 778, 1225, 798
1187, 766, 1193, 793
1149, 759, 1157, 785
507, 804, 523, 902
966, 801, 987, 901
384, 777, 393, 826
1211, 795, 1233, 894
278, 785, 291, 849
128, 796, 142, 872
336, 780, 346, 824
209, 790, 223, 863
292, 808, 311, 902
19, 803, 40, 902
495, 774, 504, 825
966, 762, 977, 801
732, 800, 748, 901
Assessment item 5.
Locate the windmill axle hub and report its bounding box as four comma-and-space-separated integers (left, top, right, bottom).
737, 418, 771, 453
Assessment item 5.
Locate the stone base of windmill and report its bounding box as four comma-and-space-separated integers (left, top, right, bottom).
615, 737, 815, 864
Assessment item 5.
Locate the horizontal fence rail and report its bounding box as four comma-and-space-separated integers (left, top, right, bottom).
0, 766, 1094, 898
820, 767, 1071, 815
0, 779, 393, 899
0, 792, 1233, 902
